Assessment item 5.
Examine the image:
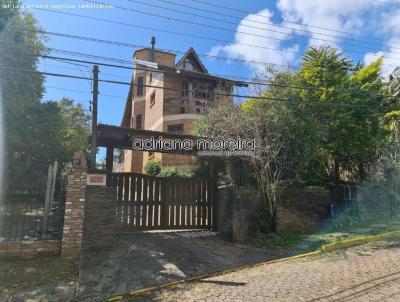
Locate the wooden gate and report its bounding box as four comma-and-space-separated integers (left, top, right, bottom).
112, 173, 216, 231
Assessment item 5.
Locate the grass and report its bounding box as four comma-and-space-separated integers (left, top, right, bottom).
245, 233, 310, 250
244, 215, 400, 253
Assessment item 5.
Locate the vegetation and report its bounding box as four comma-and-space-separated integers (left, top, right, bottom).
144, 159, 198, 178
144, 158, 161, 176
0, 5, 90, 193
157, 167, 195, 178
198, 46, 399, 233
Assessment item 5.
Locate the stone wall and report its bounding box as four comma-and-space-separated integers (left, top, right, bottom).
216, 186, 332, 237
0, 240, 60, 259
217, 186, 261, 241
277, 187, 331, 233
82, 186, 117, 252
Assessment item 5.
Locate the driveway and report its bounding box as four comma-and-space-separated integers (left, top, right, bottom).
131, 238, 400, 302
78, 230, 290, 300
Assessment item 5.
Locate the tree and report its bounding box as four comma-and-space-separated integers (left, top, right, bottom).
5, 98, 90, 192
0, 1, 19, 33
0, 6, 48, 192
298, 47, 390, 183
0, 5, 91, 193
198, 100, 302, 233
197, 46, 393, 233
57, 98, 91, 160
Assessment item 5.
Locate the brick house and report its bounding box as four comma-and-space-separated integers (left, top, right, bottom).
121, 40, 246, 173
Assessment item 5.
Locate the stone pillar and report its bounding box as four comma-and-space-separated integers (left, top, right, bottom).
61, 151, 87, 257
216, 186, 234, 240
232, 188, 261, 241
216, 186, 261, 241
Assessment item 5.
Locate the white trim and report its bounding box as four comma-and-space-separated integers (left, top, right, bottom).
149, 114, 201, 131
134, 59, 158, 69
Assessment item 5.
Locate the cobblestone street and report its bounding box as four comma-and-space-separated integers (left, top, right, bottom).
131, 239, 400, 302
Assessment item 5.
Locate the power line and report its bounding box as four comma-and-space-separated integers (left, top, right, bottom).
3, 43, 394, 100
46, 85, 127, 100
24, 30, 399, 71
32, 30, 301, 69
185, 0, 400, 48
124, 0, 400, 52
2, 42, 396, 100
1, 65, 397, 110
33, 6, 400, 62
32, 7, 297, 54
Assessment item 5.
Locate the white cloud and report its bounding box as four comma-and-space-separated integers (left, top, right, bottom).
362, 4, 400, 78
210, 1, 400, 77
276, 0, 382, 49
208, 9, 299, 72
364, 39, 400, 79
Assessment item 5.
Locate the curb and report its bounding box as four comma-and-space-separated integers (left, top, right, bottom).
107, 229, 400, 301
319, 229, 400, 252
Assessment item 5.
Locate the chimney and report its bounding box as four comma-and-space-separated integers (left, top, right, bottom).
150, 36, 156, 62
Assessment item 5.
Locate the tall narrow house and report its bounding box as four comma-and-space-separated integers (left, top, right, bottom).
121, 38, 246, 172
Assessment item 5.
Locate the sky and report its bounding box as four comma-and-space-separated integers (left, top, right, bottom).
18, 0, 400, 140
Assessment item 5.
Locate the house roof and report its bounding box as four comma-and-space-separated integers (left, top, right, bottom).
176, 47, 208, 74
158, 64, 246, 86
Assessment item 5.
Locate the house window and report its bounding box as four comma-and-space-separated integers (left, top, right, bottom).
181, 107, 186, 113
137, 76, 144, 96
135, 114, 142, 130
182, 81, 189, 97
184, 60, 194, 71
167, 124, 184, 134
150, 91, 156, 108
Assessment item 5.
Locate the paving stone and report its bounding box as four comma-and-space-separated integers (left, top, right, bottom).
131, 239, 400, 302
77, 231, 290, 299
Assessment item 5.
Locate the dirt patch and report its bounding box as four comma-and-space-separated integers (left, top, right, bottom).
0, 255, 78, 298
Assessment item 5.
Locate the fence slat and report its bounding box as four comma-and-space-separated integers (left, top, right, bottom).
148, 178, 154, 228
110, 173, 215, 232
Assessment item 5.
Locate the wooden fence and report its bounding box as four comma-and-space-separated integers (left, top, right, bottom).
112, 173, 216, 231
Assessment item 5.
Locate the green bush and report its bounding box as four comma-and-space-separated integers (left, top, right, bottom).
158, 167, 195, 178
144, 159, 161, 176
326, 203, 361, 231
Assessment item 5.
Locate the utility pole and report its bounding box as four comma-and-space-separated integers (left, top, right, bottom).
91, 65, 99, 171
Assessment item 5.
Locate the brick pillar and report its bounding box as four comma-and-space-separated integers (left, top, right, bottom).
82, 186, 117, 252
61, 151, 87, 257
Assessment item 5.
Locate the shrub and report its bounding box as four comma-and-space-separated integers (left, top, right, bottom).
158, 167, 195, 178
144, 159, 161, 176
